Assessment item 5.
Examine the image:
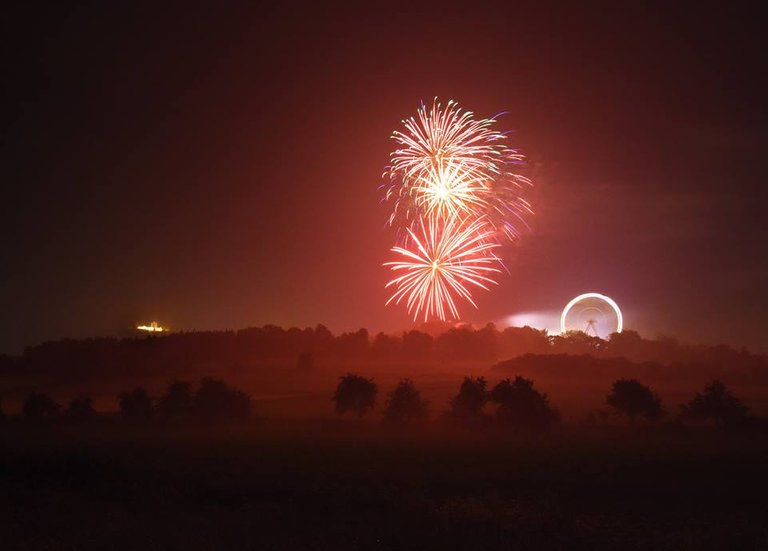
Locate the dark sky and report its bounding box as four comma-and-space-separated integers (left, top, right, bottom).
2, 3, 767, 354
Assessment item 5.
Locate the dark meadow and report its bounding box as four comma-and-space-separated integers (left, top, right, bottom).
2, 325, 768, 549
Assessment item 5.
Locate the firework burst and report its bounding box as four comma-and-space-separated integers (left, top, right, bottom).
413, 161, 491, 220
385, 216, 502, 322
382, 98, 532, 322
383, 98, 531, 238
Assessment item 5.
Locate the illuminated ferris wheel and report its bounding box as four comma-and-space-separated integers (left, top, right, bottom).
560, 292, 623, 338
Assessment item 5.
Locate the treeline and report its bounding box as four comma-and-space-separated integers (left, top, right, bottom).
1, 324, 766, 379
4, 377, 251, 424
2, 373, 755, 433
333, 374, 756, 430
495, 353, 768, 386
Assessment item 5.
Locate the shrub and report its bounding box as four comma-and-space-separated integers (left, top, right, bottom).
193, 377, 251, 422
683, 379, 749, 427
64, 396, 96, 422
333, 374, 377, 416
157, 379, 193, 420
296, 351, 314, 371
22, 392, 61, 421
118, 387, 154, 420
383, 379, 428, 424
446, 377, 488, 425
489, 376, 559, 429
606, 379, 663, 422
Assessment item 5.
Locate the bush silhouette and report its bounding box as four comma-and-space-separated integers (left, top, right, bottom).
157, 379, 193, 420
489, 376, 559, 429
296, 351, 314, 371
333, 374, 377, 416
606, 379, 663, 422
64, 396, 96, 422
683, 379, 749, 427
383, 379, 428, 424
22, 392, 61, 421
192, 377, 251, 422
118, 387, 154, 420
446, 377, 488, 425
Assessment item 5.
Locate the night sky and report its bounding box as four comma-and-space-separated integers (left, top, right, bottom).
2, 3, 767, 354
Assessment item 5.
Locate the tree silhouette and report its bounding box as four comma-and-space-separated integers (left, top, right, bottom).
372, 332, 400, 361
9, 322, 768, 381
446, 377, 488, 425
606, 379, 663, 422
296, 351, 314, 371
551, 330, 603, 355
193, 377, 251, 422
334, 328, 370, 359
157, 379, 193, 420
383, 379, 428, 424
333, 374, 377, 416
683, 379, 749, 427
437, 327, 495, 362
64, 396, 96, 422
118, 387, 154, 420
401, 330, 433, 360
22, 392, 61, 421
489, 376, 559, 429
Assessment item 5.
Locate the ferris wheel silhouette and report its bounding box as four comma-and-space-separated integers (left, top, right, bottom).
560, 293, 623, 336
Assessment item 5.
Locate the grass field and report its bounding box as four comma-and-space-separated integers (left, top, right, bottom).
3, 355, 768, 550
3, 359, 768, 423
2, 420, 767, 550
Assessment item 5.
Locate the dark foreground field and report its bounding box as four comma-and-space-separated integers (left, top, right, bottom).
2, 422, 767, 551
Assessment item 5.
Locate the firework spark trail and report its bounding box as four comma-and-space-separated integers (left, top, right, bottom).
413, 161, 491, 220
384, 98, 531, 238
382, 98, 532, 321
389, 99, 508, 185
384, 216, 502, 322
489, 184, 534, 240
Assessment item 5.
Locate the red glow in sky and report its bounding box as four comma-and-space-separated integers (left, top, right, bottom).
2, 4, 767, 353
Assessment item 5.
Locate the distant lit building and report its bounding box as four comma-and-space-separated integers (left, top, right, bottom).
136, 321, 167, 333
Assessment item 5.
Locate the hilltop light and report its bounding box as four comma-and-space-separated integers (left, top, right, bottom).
137, 321, 166, 333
